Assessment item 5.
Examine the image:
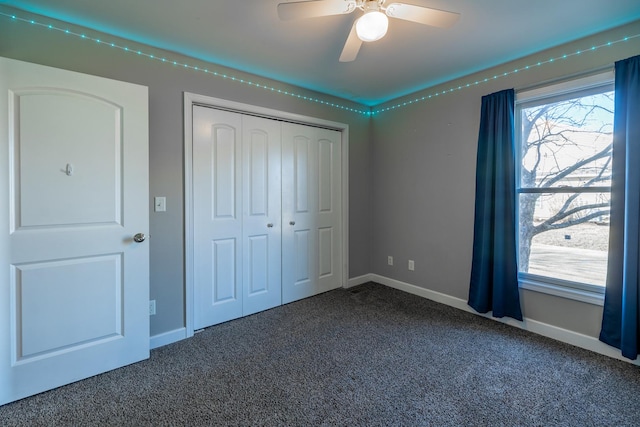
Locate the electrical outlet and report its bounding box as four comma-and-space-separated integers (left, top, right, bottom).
149, 300, 156, 316
388, 256, 393, 266
408, 260, 415, 271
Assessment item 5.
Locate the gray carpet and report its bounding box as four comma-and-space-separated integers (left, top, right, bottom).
1, 282, 639, 426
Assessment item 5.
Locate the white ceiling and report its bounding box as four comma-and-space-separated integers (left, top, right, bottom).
3, 0, 640, 105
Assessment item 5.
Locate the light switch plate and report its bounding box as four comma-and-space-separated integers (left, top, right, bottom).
154, 196, 166, 212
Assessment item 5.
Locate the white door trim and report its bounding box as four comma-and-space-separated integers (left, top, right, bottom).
183, 92, 349, 338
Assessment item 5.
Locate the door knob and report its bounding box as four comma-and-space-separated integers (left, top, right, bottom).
289, 221, 296, 226
267, 223, 274, 228
133, 233, 146, 243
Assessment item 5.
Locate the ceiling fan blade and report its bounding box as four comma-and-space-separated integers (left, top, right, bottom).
385, 3, 460, 28
278, 0, 356, 21
339, 21, 362, 62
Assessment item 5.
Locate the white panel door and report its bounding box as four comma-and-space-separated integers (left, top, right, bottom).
193, 106, 243, 329
0, 57, 149, 405
282, 124, 342, 304
242, 115, 281, 316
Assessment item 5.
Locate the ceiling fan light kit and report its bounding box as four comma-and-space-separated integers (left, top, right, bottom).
278, 0, 460, 61
356, 10, 388, 42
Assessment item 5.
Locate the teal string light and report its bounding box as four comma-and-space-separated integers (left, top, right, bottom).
1, 11, 371, 116
2, 11, 639, 117
371, 32, 639, 114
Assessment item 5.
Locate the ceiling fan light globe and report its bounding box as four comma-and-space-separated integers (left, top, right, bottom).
355, 11, 388, 42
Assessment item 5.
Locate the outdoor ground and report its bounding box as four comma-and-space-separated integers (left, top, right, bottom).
533, 222, 609, 251
528, 223, 609, 286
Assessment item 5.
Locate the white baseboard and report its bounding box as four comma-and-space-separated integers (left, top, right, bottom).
150, 327, 187, 350
151, 274, 374, 350
346, 274, 374, 288
151, 274, 637, 364
369, 274, 639, 366
371, 274, 470, 311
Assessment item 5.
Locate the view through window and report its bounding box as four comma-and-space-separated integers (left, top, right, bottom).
516, 74, 614, 292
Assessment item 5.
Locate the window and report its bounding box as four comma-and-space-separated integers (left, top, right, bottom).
515, 72, 614, 302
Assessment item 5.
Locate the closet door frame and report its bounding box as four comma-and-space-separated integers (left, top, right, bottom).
183, 92, 349, 338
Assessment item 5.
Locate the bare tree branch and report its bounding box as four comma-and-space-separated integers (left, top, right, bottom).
536, 202, 609, 232
543, 143, 612, 188
536, 209, 610, 232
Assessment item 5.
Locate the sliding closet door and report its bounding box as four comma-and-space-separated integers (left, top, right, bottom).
193, 106, 243, 328
282, 124, 342, 304
242, 115, 282, 316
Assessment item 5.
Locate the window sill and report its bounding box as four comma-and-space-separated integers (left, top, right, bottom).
519, 276, 605, 306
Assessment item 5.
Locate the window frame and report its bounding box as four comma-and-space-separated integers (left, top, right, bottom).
515, 70, 614, 305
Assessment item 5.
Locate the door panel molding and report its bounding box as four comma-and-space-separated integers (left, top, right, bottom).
9, 88, 124, 231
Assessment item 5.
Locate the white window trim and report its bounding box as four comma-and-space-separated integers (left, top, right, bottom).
519, 275, 605, 306
515, 70, 614, 305
517, 69, 614, 105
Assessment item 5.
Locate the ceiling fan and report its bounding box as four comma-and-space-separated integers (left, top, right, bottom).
277, 0, 460, 62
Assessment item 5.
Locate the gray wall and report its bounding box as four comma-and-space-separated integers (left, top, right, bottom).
0, 6, 373, 337
3, 3, 640, 344
371, 20, 640, 338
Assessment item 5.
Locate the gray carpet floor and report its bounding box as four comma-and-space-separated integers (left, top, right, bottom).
1, 282, 639, 426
